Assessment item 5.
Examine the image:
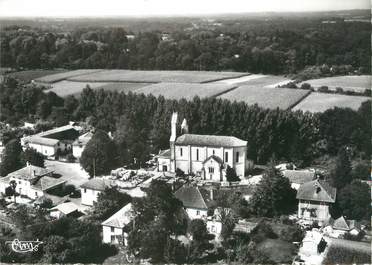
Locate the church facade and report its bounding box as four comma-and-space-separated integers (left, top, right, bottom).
157, 113, 248, 181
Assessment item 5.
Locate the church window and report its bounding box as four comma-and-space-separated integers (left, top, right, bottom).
180, 148, 183, 157
196, 149, 199, 161
236, 152, 239, 162
225, 152, 228, 162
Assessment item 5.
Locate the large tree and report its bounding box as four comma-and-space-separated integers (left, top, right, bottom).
21, 147, 45, 168
127, 180, 185, 263
90, 187, 131, 222
330, 147, 352, 189
337, 181, 371, 221
249, 167, 297, 217
80, 129, 119, 177
0, 139, 23, 176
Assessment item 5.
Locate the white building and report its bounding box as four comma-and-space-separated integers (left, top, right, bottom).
158, 113, 248, 181
296, 179, 336, 225
80, 178, 110, 206
21, 124, 80, 157
102, 203, 133, 245
72, 131, 93, 159
0, 163, 66, 200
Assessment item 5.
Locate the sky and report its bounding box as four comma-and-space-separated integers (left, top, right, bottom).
0, 0, 369, 17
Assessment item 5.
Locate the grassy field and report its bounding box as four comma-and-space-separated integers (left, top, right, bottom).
67, 69, 248, 83
134, 82, 236, 100
44, 80, 151, 97
292, 92, 369, 112
300, 75, 371, 92
35, 69, 103, 83
323, 244, 371, 264
7, 70, 68, 83
219, 86, 311, 109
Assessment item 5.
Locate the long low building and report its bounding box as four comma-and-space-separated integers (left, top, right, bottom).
21, 123, 81, 157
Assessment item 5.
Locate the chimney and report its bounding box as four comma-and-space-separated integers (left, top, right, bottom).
181, 118, 189, 134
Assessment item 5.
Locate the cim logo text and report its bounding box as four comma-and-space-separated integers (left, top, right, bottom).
6, 239, 43, 253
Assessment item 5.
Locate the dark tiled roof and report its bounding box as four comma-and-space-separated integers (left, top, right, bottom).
282, 170, 315, 184
32, 176, 66, 191
296, 180, 336, 203
203, 155, 223, 165
176, 134, 247, 148
174, 186, 209, 210
8, 165, 52, 180
80, 178, 108, 191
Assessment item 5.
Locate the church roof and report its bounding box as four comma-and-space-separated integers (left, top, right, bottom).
296, 179, 336, 203
176, 134, 247, 148
102, 203, 133, 228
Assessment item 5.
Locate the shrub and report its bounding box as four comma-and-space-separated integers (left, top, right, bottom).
300, 83, 312, 90
318, 86, 329, 93
335, 87, 343, 93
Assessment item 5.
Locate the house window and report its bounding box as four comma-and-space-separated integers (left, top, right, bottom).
84, 188, 87, 193
236, 152, 239, 163
212, 149, 215, 155
180, 148, 183, 157
111, 227, 115, 233
208, 167, 214, 173
211, 225, 216, 233
196, 149, 199, 161
225, 152, 228, 162
35, 192, 38, 197
111, 235, 116, 243
196, 210, 200, 216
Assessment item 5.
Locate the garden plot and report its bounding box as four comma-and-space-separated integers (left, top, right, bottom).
292, 92, 369, 112
134, 82, 237, 100
44, 80, 111, 97
218, 86, 311, 110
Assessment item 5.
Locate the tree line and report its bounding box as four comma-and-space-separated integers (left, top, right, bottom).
1, 78, 370, 170
1, 17, 370, 75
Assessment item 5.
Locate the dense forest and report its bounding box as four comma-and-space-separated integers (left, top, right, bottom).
0, 15, 370, 76
0, 78, 370, 167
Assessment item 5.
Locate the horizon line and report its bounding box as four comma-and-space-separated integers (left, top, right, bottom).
0, 8, 369, 20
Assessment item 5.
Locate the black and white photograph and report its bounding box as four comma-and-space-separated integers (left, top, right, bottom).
0, 0, 370, 264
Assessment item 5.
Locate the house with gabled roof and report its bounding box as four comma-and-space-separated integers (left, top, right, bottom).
102, 203, 133, 245
159, 113, 248, 180
72, 131, 93, 159
0, 162, 66, 200
296, 179, 336, 225
174, 186, 215, 220
323, 216, 361, 237
80, 178, 112, 206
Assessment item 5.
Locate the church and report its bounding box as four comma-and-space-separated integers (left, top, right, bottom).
157, 113, 248, 182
